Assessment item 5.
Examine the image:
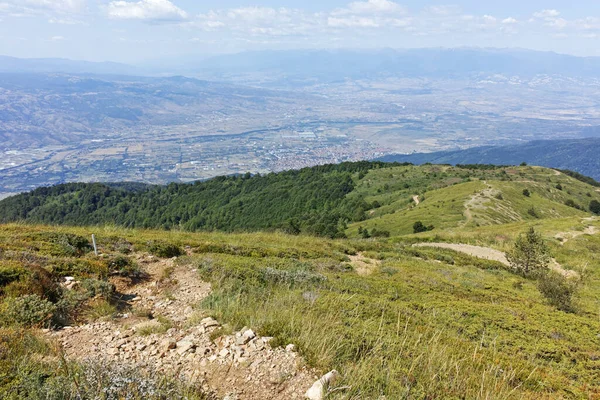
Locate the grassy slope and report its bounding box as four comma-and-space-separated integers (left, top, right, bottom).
2, 165, 600, 398
1, 215, 600, 398
348, 166, 597, 236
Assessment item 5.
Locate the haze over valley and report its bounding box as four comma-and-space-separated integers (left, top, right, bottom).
3, 49, 600, 198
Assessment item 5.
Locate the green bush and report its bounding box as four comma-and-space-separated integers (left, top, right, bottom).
537, 273, 577, 312
0, 295, 56, 327
564, 199, 582, 210
105, 255, 140, 277
0, 263, 26, 287
413, 221, 434, 234
522, 189, 531, 197
81, 279, 115, 299
590, 200, 600, 215
148, 242, 183, 258
42, 233, 92, 257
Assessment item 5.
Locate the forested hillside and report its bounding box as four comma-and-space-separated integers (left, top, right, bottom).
2, 162, 600, 239
0, 162, 397, 238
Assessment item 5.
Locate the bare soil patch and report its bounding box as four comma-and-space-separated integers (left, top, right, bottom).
47, 254, 317, 400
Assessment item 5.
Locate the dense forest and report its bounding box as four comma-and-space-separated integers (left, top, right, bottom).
0, 162, 405, 238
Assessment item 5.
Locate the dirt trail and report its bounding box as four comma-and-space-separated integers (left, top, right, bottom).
413, 243, 579, 279
462, 182, 497, 225
48, 255, 317, 400
413, 195, 420, 205
555, 226, 598, 245
555, 217, 599, 245
349, 253, 381, 275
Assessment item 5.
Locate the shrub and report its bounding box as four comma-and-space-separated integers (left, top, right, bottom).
522, 189, 531, 197
43, 233, 92, 257
565, 199, 582, 210
148, 242, 183, 258
506, 228, 550, 277
358, 226, 371, 239
371, 228, 391, 238
81, 279, 115, 299
261, 267, 326, 287
555, 183, 563, 191
413, 221, 434, 234
537, 272, 577, 312
590, 200, 600, 215
527, 207, 539, 218
0, 294, 56, 327
105, 255, 140, 277
0, 263, 26, 287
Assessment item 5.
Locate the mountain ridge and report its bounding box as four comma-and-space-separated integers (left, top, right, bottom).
378, 138, 600, 180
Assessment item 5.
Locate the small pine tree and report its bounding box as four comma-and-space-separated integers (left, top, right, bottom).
506, 227, 550, 277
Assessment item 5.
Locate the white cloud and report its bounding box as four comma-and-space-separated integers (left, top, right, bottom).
0, 0, 85, 17
107, 0, 188, 22
328, 16, 379, 28
195, 7, 315, 36
50, 35, 65, 41
424, 6, 461, 16
502, 17, 518, 25
547, 18, 568, 29
341, 0, 405, 15
49, 17, 85, 25
533, 9, 560, 18
483, 15, 497, 23
24, 0, 84, 12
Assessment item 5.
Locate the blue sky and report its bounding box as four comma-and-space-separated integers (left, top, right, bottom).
0, 0, 599, 63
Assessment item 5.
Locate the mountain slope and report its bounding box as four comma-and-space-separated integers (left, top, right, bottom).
378, 138, 600, 180
1, 210, 600, 397
2, 162, 599, 239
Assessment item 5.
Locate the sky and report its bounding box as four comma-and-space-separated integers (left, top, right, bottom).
1, 0, 600, 63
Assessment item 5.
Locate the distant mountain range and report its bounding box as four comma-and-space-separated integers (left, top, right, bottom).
0, 55, 139, 75
378, 138, 600, 180
6, 48, 600, 85
172, 48, 600, 86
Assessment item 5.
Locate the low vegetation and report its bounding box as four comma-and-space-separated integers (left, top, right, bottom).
1, 163, 600, 398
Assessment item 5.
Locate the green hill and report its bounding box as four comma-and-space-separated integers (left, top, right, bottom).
378, 138, 600, 181
2, 162, 599, 239
2, 162, 600, 398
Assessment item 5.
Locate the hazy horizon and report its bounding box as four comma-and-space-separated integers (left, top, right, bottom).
1, 1, 600, 63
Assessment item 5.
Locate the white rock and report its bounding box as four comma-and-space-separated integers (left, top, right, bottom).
305, 370, 339, 400
176, 340, 195, 355
239, 329, 255, 344
285, 344, 297, 352
201, 317, 219, 328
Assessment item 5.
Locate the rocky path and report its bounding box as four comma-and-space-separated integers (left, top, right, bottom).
48, 255, 318, 400
413, 243, 579, 279
413, 195, 420, 205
